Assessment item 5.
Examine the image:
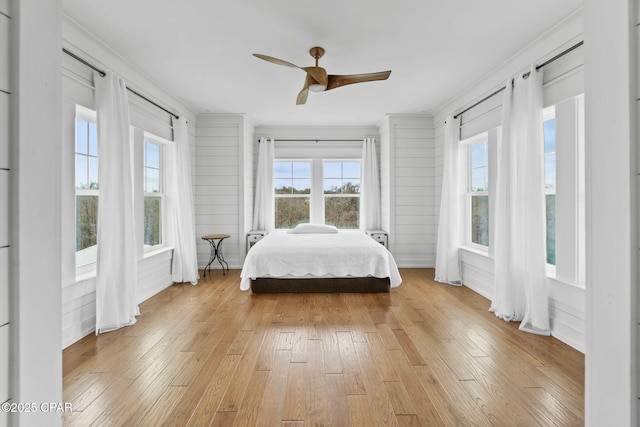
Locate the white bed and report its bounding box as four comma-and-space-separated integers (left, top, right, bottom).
240, 229, 402, 292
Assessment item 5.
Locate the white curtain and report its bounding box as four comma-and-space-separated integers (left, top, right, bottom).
435, 116, 463, 285
253, 138, 274, 230
361, 138, 381, 230
94, 71, 139, 334
166, 116, 199, 284
490, 65, 550, 335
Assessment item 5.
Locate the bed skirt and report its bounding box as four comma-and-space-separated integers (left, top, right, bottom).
250, 277, 390, 293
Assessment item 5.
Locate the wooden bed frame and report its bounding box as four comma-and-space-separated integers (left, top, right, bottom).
250, 277, 390, 293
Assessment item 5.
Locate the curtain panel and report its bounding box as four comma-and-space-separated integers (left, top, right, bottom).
361, 138, 381, 230
166, 116, 199, 284
435, 116, 463, 285
490, 65, 550, 335
94, 71, 139, 334
253, 138, 275, 230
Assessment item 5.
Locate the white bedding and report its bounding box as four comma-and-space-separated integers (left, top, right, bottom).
240, 230, 402, 291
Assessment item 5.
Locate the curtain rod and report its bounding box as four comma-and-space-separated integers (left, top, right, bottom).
261, 139, 367, 142
62, 48, 180, 120
453, 40, 584, 120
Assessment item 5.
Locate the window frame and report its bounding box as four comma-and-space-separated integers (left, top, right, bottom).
74, 106, 99, 273
273, 159, 312, 229
322, 159, 362, 229
464, 132, 490, 251
543, 105, 557, 269
140, 131, 168, 253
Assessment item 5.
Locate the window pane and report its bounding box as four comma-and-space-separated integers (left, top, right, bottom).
544, 119, 556, 154
342, 162, 360, 179
325, 197, 360, 229
292, 162, 311, 178
545, 154, 556, 189
88, 157, 99, 190
324, 162, 341, 178
292, 179, 311, 194
275, 179, 293, 194
76, 194, 98, 257
470, 142, 486, 167
76, 119, 88, 154
275, 197, 309, 229
471, 168, 486, 192
274, 162, 292, 179
342, 179, 360, 194
145, 168, 160, 193
75, 155, 88, 189
546, 194, 556, 265
144, 196, 162, 246
145, 141, 160, 168
471, 195, 489, 246
88, 122, 98, 156
324, 178, 342, 194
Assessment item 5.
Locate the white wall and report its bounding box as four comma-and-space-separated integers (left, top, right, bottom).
61, 15, 198, 348
11, 1, 63, 425
195, 114, 252, 268
432, 11, 586, 352
0, 1, 10, 426
379, 115, 436, 267
584, 0, 637, 425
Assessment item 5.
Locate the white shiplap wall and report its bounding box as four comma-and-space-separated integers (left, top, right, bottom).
0, 1, 10, 421
636, 0, 640, 409
195, 114, 252, 269
379, 115, 435, 267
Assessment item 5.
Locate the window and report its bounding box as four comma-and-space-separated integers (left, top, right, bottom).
75, 110, 99, 268
143, 140, 163, 248
274, 161, 311, 228
468, 137, 489, 247
323, 161, 361, 229
543, 106, 556, 265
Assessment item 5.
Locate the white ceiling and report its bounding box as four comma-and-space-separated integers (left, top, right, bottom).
62, 0, 582, 126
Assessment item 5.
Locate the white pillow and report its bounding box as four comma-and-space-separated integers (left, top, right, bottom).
289, 223, 339, 234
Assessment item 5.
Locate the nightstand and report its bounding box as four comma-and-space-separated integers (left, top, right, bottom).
247, 230, 268, 253
366, 229, 388, 248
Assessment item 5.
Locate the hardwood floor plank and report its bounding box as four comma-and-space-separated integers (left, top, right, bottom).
325, 374, 351, 427
217, 329, 267, 412
281, 361, 307, 422
257, 350, 292, 426
347, 394, 377, 427
306, 339, 329, 425
336, 331, 367, 395
184, 354, 242, 426
62, 268, 584, 426
233, 370, 272, 427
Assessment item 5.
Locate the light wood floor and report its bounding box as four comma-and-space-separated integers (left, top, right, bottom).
63, 268, 584, 426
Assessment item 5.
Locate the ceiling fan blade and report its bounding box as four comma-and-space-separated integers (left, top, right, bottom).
253, 53, 300, 68
326, 71, 392, 91
296, 87, 308, 105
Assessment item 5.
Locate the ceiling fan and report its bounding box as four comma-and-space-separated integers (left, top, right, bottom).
253, 46, 391, 105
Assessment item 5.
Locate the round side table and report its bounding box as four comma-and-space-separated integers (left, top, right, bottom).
201, 234, 230, 277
